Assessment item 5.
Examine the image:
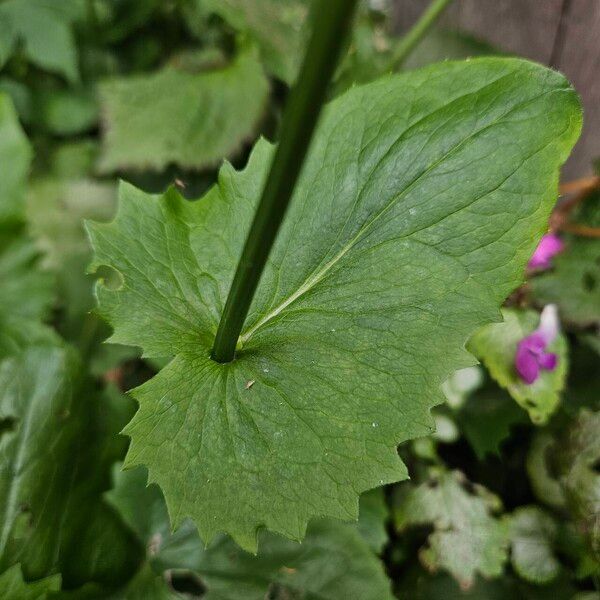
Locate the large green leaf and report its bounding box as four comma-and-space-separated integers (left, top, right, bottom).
0, 564, 60, 600
88, 58, 581, 550
468, 308, 568, 424
98, 45, 269, 172
107, 465, 393, 600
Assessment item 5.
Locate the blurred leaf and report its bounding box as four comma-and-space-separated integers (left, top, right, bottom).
531, 192, 600, 326
557, 409, 600, 562
109, 564, 183, 599
468, 308, 568, 424
98, 44, 269, 172
107, 466, 394, 600
0, 346, 85, 579
0, 234, 55, 357
526, 431, 566, 509
0, 564, 60, 599
200, 0, 308, 84
26, 178, 116, 336
456, 382, 527, 460
332, 8, 394, 95
442, 366, 484, 409
31, 88, 98, 136
0, 344, 141, 587
527, 410, 600, 565
393, 469, 509, 589
0, 93, 31, 226
509, 506, 560, 584
0, 93, 55, 356
563, 338, 600, 414
57, 384, 141, 589
357, 488, 389, 553
94, 0, 162, 45
0, 0, 83, 83
395, 566, 580, 599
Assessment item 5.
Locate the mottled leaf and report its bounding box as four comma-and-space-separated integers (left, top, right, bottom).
509, 506, 560, 584
468, 308, 568, 424
393, 469, 509, 588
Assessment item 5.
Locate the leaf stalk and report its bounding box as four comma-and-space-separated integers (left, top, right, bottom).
391, 0, 454, 69
211, 0, 359, 363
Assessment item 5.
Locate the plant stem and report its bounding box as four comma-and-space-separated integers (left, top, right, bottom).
211, 0, 359, 363
391, 0, 454, 69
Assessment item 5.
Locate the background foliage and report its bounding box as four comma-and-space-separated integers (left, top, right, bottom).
0, 0, 598, 598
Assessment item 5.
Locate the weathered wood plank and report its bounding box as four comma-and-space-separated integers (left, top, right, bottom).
393, 0, 563, 62
553, 0, 600, 177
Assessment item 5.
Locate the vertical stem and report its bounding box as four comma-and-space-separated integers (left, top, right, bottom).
392, 0, 454, 69
211, 0, 359, 363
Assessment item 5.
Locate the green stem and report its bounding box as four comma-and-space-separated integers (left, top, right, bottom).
391, 0, 454, 69
211, 0, 359, 363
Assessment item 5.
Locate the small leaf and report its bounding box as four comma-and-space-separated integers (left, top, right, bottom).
468, 308, 568, 424
89, 58, 581, 549
509, 506, 560, 584
393, 469, 509, 589
98, 45, 269, 172
0, 564, 60, 600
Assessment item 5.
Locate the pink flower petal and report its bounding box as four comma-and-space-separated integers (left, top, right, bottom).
528, 233, 564, 270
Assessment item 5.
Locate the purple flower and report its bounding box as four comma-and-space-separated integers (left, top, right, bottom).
528, 233, 564, 270
515, 305, 560, 384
